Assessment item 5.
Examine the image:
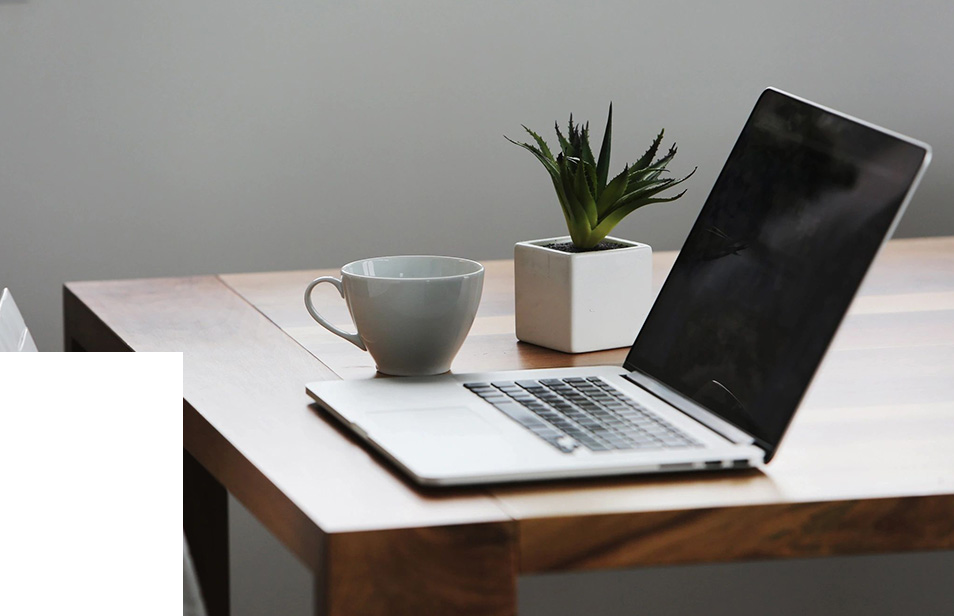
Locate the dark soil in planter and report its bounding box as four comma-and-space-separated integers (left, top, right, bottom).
543, 240, 631, 253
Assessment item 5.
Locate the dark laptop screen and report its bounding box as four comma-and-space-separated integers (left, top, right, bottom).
624, 88, 929, 457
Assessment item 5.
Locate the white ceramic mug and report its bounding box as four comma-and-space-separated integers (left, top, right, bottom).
304, 255, 484, 376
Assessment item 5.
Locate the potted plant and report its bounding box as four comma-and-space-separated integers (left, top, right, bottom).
506, 104, 695, 353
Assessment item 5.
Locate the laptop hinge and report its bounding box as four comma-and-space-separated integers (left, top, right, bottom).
623, 371, 766, 451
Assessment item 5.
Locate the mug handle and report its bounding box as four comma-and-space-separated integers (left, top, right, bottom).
304, 277, 367, 350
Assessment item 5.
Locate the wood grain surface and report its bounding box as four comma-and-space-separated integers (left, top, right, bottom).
65, 275, 517, 615
220, 237, 954, 573
66, 237, 954, 616
64, 277, 510, 537
518, 493, 954, 572
322, 522, 517, 616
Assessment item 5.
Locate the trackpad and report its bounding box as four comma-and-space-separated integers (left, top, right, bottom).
364, 406, 501, 438
362, 406, 528, 481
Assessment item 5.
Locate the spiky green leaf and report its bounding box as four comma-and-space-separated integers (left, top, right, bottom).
544, 156, 573, 228
596, 164, 629, 217
504, 136, 560, 181
652, 143, 678, 169
628, 144, 680, 184
522, 126, 555, 161
632, 129, 664, 170
595, 103, 613, 191
508, 109, 694, 251
559, 154, 586, 229
591, 190, 689, 240
579, 123, 599, 198
623, 175, 677, 195
620, 173, 683, 202
554, 122, 571, 157
580, 123, 596, 167
572, 154, 598, 228
604, 167, 696, 222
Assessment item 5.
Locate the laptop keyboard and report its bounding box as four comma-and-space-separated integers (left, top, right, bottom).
464, 377, 701, 454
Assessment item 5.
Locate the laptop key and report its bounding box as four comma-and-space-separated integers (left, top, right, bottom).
578, 437, 612, 452
466, 377, 697, 455
631, 440, 660, 449
526, 427, 577, 453
563, 429, 591, 444
530, 424, 563, 440
492, 402, 554, 431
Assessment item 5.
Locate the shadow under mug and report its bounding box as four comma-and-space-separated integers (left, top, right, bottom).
304, 255, 484, 376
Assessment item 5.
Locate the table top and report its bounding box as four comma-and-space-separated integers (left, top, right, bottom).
65, 236, 954, 574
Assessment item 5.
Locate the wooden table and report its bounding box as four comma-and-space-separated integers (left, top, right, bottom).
64, 237, 954, 616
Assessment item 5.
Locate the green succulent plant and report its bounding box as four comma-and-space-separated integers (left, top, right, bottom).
506, 104, 696, 250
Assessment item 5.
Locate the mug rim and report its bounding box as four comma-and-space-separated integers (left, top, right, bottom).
340, 255, 484, 281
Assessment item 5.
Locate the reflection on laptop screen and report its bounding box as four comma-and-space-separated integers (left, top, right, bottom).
624, 89, 929, 454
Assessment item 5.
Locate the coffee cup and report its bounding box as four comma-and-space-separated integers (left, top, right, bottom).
304, 255, 484, 376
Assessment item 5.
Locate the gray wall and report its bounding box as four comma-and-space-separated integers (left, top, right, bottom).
2, 1, 952, 614
3, 1, 954, 353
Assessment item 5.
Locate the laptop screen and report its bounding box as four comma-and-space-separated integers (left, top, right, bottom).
623, 88, 929, 456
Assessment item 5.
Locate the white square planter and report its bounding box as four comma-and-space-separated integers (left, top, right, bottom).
514, 236, 652, 353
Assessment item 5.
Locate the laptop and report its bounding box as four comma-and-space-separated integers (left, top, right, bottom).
306, 88, 931, 486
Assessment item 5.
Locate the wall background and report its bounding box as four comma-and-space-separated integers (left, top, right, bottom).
2, 1, 951, 614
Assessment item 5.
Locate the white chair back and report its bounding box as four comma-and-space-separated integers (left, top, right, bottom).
0, 289, 36, 611
0, 288, 38, 352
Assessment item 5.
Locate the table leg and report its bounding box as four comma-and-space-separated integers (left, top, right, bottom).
315, 522, 518, 616
184, 450, 230, 616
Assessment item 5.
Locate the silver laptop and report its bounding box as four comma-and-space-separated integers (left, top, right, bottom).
306, 88, 931, 486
